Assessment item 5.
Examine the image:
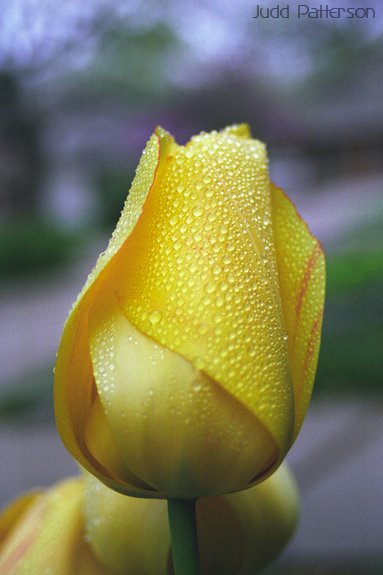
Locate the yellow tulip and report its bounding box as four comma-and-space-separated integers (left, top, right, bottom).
54, 125, 325, 498
0, 465, 298, 575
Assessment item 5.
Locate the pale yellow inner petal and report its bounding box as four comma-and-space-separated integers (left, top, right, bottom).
88, 286, 277, 497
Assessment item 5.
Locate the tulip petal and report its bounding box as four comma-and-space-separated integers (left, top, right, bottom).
87, 285, 277, 497
84, 396, 156, 493
198, 463, 299, 575
0, 493, 39, 546
222, 123, 252, 138
271, 184, 325, 437
0, 479, 105, 575
54, 128, 174, 496
84, 474, 171, 575
111, 127, 294, 455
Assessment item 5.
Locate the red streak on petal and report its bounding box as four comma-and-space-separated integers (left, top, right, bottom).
0, 503, 46, 575
295, 243, 322, 319
0, 535, 36, 574
301, 308, 323, 384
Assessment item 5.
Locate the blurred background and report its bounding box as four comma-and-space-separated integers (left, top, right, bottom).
0, 0, 382, 573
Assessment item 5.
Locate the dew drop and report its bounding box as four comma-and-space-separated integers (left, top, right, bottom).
216, 295, 224, 307
192, 381, 202, 393
205, 281, 216, 294
192, 205, 204, 217
207, 212, 217, 223
148, 310, 162, 325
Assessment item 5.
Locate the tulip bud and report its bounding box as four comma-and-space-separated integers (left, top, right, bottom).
0, 479, 105, 574
0, 465, 298, 575
55, 125, 325, 498
84, 463, 298, 575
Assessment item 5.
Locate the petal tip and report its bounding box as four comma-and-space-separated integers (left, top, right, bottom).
222, 123, 252, 139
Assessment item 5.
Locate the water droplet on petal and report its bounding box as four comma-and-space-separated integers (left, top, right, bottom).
148, 310, 162, 325
193, 205, 204, 217
192, 381, 202, 393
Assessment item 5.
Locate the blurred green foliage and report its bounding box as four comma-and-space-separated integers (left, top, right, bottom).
326, 250, 383, 295
314, 215, 383, 396
0, 218, 80, 279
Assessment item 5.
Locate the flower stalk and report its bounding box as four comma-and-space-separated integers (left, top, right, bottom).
167, 498, 200, 575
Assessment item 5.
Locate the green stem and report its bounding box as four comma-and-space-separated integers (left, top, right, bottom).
167, 498, 200, 575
